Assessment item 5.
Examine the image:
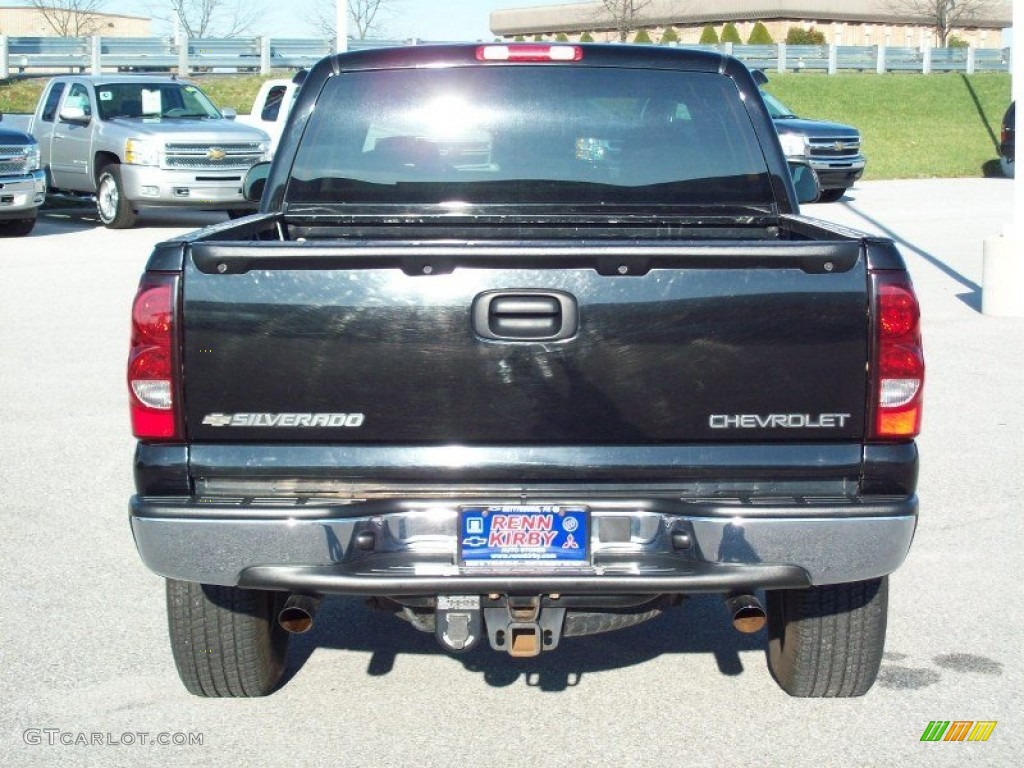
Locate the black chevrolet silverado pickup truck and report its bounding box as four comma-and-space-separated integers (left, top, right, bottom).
127, 44, 924, 698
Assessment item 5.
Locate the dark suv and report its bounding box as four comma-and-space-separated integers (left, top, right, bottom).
754, 71, 865, 203
1001, 102, 1015, 178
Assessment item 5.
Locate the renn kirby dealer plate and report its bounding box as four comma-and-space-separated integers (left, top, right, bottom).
459, 506, 589, 566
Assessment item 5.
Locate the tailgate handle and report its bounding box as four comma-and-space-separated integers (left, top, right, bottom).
473, 291, 578, 341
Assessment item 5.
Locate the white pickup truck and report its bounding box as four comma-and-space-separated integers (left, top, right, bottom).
235, 76, 302, 156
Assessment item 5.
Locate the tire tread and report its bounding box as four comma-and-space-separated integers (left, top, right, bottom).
166, 579, 287, 698
767, 577, 887, 697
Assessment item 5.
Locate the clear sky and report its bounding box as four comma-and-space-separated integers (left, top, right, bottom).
94, 1, 575, 42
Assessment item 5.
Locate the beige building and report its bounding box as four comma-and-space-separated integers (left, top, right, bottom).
0, 6, 150, 37
490, 1, 1012, 48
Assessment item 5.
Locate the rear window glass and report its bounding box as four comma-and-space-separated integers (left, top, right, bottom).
285, 66, 772, 208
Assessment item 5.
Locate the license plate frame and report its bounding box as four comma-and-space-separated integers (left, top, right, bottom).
459, 505, 589, 567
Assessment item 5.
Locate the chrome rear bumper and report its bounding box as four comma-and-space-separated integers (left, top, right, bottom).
130, 495, 917, 592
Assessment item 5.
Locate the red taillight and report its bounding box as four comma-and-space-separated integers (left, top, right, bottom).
128, 274, 180, 440
476, 44, 583, 62
871, 272, 924, 439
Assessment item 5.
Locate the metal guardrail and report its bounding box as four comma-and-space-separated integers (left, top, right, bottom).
0, 36, 333, 78
681, 42, 1010, 75
0, 36, 1012, 79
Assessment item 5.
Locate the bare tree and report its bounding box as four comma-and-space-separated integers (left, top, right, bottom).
885, 0, 998, 47
305, 0, 397, 42
594, 0, 655, 43
149, 0, 266, 39
28, 0, 107, 37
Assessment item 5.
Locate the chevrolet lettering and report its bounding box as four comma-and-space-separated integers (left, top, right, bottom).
128, 44, 924, 699
709, 413, 853, 429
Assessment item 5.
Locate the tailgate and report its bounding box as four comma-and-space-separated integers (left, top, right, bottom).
181, 240, 868, 444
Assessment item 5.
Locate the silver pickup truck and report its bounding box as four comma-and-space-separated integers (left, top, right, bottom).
0, 117, 46, 236
29, 74, 270, 228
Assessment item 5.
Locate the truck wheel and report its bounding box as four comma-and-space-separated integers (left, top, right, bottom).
96, 164, 138, 229
766, 576, 887, 697
165, 579, 289, 697
0, 217, 36, 237
816, 188, 847, 203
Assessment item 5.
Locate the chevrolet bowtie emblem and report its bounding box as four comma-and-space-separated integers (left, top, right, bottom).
206, 147, 227, 161
834, 141, 847, 151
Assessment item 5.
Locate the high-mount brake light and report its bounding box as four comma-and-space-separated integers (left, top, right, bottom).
870, 271, 925, 439
476, 44, 583, 62
128, 274, 180, 440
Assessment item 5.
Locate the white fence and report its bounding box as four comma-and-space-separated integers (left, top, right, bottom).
0, 36, 1012, 79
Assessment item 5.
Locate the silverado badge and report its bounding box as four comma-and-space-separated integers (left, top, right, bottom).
201, 412, 365, 428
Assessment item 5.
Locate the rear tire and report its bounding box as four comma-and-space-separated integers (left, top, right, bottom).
766, 577, 887, 697
166, 579, 289, 697
0, 217, 36, 237
96, 163, 137, 229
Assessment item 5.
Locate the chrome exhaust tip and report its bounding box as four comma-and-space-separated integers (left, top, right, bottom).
278, 593, 321, 634
724, 593, 767, 634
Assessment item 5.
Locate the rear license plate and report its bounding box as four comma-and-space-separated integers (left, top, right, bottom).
459, 506, 588, 566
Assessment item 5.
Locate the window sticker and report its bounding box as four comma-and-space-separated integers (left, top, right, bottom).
99, 90, 113, 102
141, 89, 162, 115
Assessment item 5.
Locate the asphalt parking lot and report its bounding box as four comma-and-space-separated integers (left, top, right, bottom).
1, 179, 1021, 767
